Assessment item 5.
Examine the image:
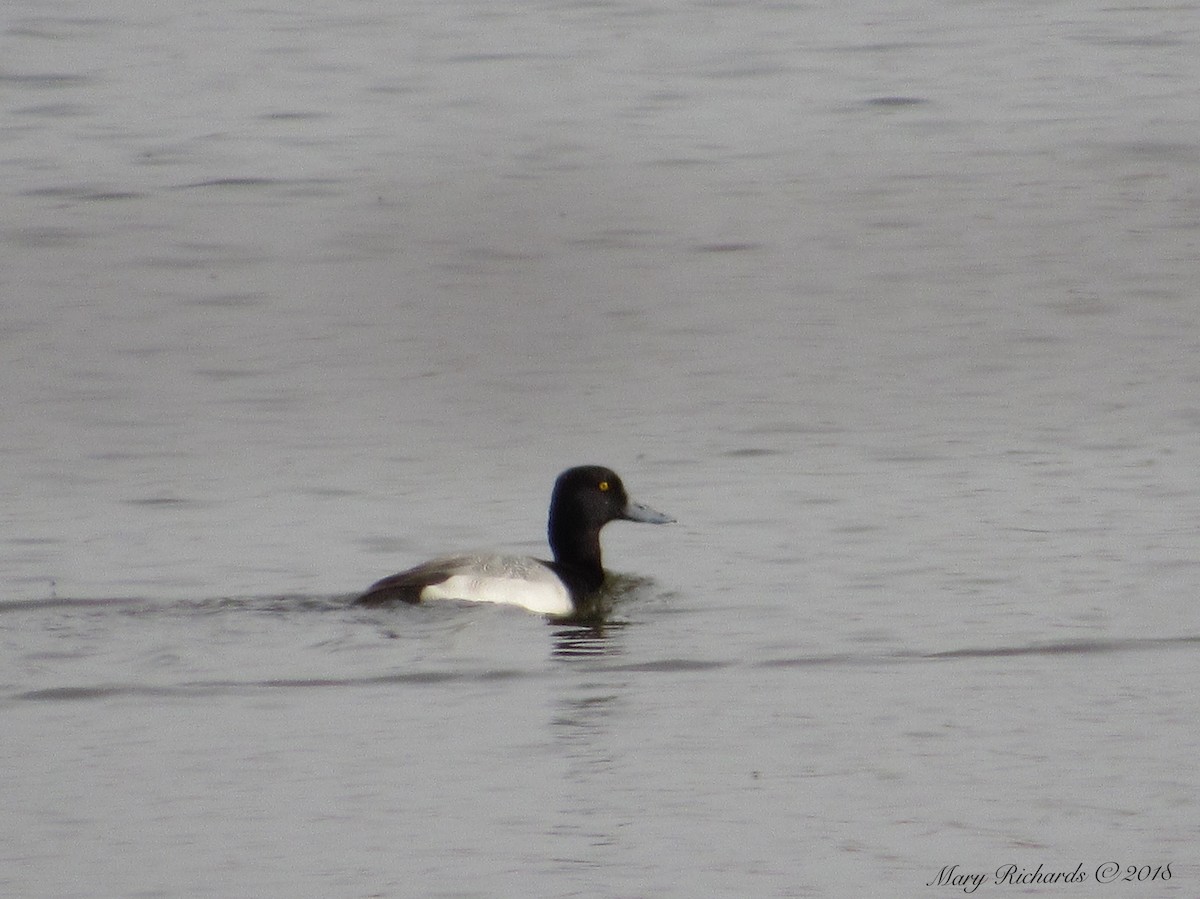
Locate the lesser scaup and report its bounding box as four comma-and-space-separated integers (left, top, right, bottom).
355, 466, 673, 617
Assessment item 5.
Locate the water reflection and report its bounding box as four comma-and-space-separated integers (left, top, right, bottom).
550, 619, 628, 660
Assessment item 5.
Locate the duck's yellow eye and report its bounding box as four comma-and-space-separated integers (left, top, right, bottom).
598, 480, 609, 492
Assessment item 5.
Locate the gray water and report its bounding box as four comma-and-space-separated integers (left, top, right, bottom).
3, 0, 1199, 896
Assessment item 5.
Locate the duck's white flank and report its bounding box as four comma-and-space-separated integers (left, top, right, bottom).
417, 555, 574, 617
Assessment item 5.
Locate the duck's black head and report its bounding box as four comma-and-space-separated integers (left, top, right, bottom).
546, 466, 673, 581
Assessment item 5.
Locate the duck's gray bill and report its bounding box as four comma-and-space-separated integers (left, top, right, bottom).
623, 501, 675, 524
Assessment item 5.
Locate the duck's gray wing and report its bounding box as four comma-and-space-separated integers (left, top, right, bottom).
354, 556, 474, 605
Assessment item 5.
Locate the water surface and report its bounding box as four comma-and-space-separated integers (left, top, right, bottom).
3, 0, 1199, 895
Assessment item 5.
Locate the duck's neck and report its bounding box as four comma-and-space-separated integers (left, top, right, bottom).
548, 516, 605, 591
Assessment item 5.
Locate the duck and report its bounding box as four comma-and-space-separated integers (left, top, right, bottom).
354, 465, 673, 618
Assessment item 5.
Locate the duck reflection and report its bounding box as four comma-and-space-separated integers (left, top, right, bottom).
550, 618, 628, 659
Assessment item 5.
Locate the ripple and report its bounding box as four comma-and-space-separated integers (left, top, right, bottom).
919, 635, 1200, 660
692, 242, 763, 253
0, 72, 90, 88
6, 226, 90, 248
123, 496, 196, 508
21, 185, 92, 197
759, 635, 1200, 668
604, 658, 729, 673
865, 96, 929, 108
